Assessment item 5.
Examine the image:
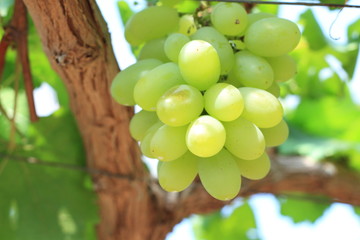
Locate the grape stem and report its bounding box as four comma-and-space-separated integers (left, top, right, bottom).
199, 0, 360, 8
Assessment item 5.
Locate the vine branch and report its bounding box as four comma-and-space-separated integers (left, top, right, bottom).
0, 33, 10, 80
0, 0, 38, 122
201, 0, 360, 8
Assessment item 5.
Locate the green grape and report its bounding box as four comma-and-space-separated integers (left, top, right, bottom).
178, 40, 220, 90
234, 153, 271, 180
238, 13, 275, 36
198, 149, 241, 200
157, 151, 198, 192
244, 17, 301, 57
110, 59, 162, 106
261, 119, 289, 147
265, 81, 280, 98
186, 115, 226, 157
164, 33, 190, 63
156, 84, 204, 126
140, 121, 164, 158
192, 27, 235, 74
230, 50, 274, 90
204, 83, 244, 122
210, 2, 248, 36
239, 87, 283, 128
125, 6, 179, 46
223, 117, 265, 160
247, 12, 275, 27
134, 62, 185, 111
150, 124, 188, 161
129, 110, 159, 141
224, 71, 243, 88
266, 55, 297, 82
138, 37, 170, 62
178, 14, 197, 36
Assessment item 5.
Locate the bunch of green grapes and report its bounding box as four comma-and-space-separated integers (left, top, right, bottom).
110, 2, 299, 201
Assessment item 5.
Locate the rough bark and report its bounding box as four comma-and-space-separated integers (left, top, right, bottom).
22, 1, 360, 240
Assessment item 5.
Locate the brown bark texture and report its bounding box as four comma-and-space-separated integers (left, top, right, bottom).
22, 1, 360, 240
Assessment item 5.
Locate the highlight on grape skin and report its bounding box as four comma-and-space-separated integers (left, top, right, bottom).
111, 2, 301, 201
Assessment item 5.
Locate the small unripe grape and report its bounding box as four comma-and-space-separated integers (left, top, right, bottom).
178, 15, 197, 36
164, 33, 190, 63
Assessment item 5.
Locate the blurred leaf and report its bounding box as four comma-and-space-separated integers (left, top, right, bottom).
340, 18, 360, 78
290, 44, 350, 99
319, 0, 346, 10
175, 0, 199, 14
26, 109, 86, 165
354, 206, 360, 216
0, 160, 98, 240
193, 201, 258, 240
288, 97, 360, 141
0, 88, 29, 142
158, 0, 182, 7
256, 1, 278, 15
117, 0, 134, 25
300, 9, 327, 51
279, 195, 329, 223
348, 18, 360, 42
1, 49, 17, 87
349, 149, 360, 171
0, 0, 13, 17
328, 44, 359, 80
280, 124, 359, 161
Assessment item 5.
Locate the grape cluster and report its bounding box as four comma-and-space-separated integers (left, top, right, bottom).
111, 2, 300, 200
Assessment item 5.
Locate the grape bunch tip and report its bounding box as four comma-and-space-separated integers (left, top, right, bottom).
111, 1, 300, 201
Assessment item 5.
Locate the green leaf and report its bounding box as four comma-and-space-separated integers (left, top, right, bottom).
319, 0, 346, 10
0, 0, 13, 17
300, 9, 327, 51
117, 0, 134, 25
348, 18, 360, 42
279, 124, 359, 161
0, 160, 98, 240
27, 109, 86, 165
256, 1, 278, 15
0, 88, 29, 142
349, 149, 360, 171
340, 18, 360, 79
290, 44, 351, 99
354, 206, 360, 216
193, 201, 258, 240
279, 195, 329, 223
288, 97, 360, 141
175, 0, 199, 14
